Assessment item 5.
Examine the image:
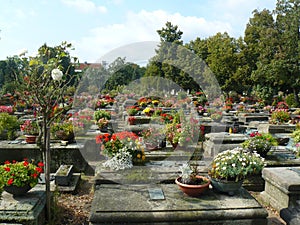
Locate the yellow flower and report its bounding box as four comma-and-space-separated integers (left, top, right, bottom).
137, 154, 141, 158
142, 155, 146, 161
143, 107, 151, 113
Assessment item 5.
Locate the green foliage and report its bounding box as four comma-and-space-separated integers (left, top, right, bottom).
286, 93, 299, 108
0, 113, 20, 140
292, 128, 300, 143
94, 110, 111, 121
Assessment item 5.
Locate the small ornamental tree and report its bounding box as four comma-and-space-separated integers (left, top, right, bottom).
15, 42, 79, 221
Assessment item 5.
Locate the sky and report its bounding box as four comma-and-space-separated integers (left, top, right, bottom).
0, 0, 277, 63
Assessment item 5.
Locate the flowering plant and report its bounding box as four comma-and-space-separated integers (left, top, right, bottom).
97, 117, 109, 129
209, 147, 265, 182
126, 106, 140, 116
210, 111, 222, 121
159, 113, 173, 124
242, 132, 278, 157
0, 159, 44, 187
0, 105, 14, 114
164, 116, 199, 147
96, 131, 145, 170
127, 116, 136, 125
140, 127, 165, 146
152, 100, 160, 106
143, 107, 154, 116
197, 105, 206, 114
94, 99, 109, 109
20, 119, 39, 135
270, 109, 290, 124
94, 110, 111, 122
223, 98, 233, 111
50, 120, 77, 141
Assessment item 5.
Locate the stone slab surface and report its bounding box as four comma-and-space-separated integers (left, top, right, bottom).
205, 133, 248, 143
0, 185, 46, 225
262, 167, 300, 192
261, 167, 300, 212
89, 184, 268, 224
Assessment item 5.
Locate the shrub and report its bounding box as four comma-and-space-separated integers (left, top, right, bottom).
0, 113, 20, 140
94, 110, 111, 121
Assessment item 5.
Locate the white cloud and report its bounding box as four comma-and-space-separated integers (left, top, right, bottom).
211, 0, 276, 36
61, 0, 107, 13
75, 9, 232, 62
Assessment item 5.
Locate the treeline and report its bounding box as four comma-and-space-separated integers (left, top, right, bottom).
0, 0, 299, 106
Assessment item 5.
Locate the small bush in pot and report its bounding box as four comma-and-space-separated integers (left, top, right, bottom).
175, 163, 210, 197
208, 147, 265, 195
209, 147, 265, 182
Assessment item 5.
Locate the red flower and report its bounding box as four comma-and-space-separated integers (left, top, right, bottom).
38, 162, 44, 167
32, 173, 38, 178
7, 178, 14, 185
4, 160, 10, 164
23, 161, 29, 166
4, 167, 10, 172
36, 167, 43, 173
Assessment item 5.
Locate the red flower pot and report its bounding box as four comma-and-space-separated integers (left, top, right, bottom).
175, 176, 210, 197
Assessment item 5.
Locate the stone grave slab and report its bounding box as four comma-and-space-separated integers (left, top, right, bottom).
0, 185, 46, 225
258, 123, 296, 134
261, 167, 300, 212
89, 184, 268, 225
280, 200, 300, 225
203, 133, 248, 157
238, 113, 269, 124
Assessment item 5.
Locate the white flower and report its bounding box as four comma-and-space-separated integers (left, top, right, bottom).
232, 163, 236, 167
51, 68, 63, 81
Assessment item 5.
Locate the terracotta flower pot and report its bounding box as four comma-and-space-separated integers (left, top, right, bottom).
25, 135, 37, 144
175, 176, 210, 197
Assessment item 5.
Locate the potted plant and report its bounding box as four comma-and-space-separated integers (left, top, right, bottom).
208, 147, 265, 195
143, 107, 154, 116
210, 111, 222, 122
94, 110, 111, 122
127, 116, 136, 125
270, 109, 290, 124
0, 159, 44, 196
95, 131, 146, 170
0, 112, 20, 140
140, 127, 166, 150
97, 117, 110, 132
241, 132, 278, 157
51, 120, 75, 142
126, 106, 140, 116
94, 99, 109, 109
163, 116, 199, 149
54, 164, 74, 186
20, 119, 39, 143
175, 163, 210, 197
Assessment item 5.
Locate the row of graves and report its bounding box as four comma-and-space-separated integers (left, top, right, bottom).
1, 92, 300, 224
89, 95, 300, 225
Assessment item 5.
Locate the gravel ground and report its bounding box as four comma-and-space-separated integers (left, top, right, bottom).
53, 176, 286, 225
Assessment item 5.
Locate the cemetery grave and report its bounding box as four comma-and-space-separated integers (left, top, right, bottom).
0, 92, 299, 225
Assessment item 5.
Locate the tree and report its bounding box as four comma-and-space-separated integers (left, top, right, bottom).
204, 32, 240, 95
16, 42, 79, 221
274, 0, 300, 105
